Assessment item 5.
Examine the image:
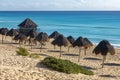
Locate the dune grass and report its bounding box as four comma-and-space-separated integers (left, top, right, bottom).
42, 56, 94, 75
16, 47, 40, 60
16, 47, 29, 56
29, 53, 40, 59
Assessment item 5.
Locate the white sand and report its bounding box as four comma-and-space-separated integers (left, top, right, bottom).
0, 35, 120, 80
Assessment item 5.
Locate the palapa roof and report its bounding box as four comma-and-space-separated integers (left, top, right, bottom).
0, 28, 9, 35
35, 32, 49, 42
52, 34, 69, 47
84, 38, 93, 46
13, 33, 27, 41
67, 35, 75, 44
93, 40, 115, 56
72, 36, 85, 47
49, 31, 60, 39
18, 18, 37, 28
84, 38, 93, 49
6, 28, 19, 37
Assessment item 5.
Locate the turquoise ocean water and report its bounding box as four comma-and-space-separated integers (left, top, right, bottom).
0, 11, 120, 47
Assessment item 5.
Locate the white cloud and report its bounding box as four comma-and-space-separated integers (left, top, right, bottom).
0, 0, 120, 10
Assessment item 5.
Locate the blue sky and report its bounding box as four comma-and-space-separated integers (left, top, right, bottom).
0, 0, 120, 11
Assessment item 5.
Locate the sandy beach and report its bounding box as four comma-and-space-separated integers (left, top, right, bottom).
0, 35, 120, 80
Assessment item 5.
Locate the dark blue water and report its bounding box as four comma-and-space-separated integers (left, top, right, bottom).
0, 11, 120, 47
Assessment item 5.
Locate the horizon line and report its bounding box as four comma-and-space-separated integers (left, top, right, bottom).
0, 10, 120, 12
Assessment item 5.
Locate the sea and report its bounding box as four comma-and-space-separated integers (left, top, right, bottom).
0, 11, 120, 47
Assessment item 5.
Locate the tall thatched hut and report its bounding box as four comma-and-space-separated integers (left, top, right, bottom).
18, 18, 38, 35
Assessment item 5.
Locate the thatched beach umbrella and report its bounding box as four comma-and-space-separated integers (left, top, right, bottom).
13, 33, 27, 47
49, 31, 61, 49
83, 38, 93, 55
26, 29, 38, 49
6, 28, 19, 42
0, 28, 9, 44
72, 36, 86, 62
52, 34, 69, 57
67, 35, 75, 52
35, 32, 49, 52
49, 31, 60, 39
93, 40, 115, 68
67, 36, 75, 44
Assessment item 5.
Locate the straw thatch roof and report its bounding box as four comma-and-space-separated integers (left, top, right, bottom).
0, 28, 9, 35
67, 36, 75, 44
49, 31, 60, 39
6, 28, 19, 37
35, 32, 49, 43
93, 40, 115, 56
52, 34, 69, 47
18, 18, 38, 35
84, 38, 93, 49
72, 36, 85, 47
18, 18, 37, 28
13, 33, 27, 41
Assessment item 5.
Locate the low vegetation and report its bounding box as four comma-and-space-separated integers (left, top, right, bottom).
16, 47, 29, 56
29, 53, 40, 59
42, 56, 94, 75
16, 47, 40, 60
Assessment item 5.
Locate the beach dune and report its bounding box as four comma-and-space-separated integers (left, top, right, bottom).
0, 35, 120, 80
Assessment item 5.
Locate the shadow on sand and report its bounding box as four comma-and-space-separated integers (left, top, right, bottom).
62, 53, 79, 56
84, 57, 102, 61
1, 42, 19, 45
36, 62, 47, 68
48, 50, 64, 53
81, 66, 96, 70
104, 63, 120, 67
38, 53, 49, 57
99, 75, 116, 78
34, 47, 48, 49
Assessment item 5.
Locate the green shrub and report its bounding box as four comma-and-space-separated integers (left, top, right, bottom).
16, 47, 29, 56
42, 56, 94, 75
29, 53, 40, 59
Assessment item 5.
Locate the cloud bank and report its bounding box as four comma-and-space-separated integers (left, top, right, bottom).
0, 0, 120, 11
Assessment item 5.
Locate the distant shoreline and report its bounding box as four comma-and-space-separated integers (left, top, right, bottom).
0, 11, 120, 12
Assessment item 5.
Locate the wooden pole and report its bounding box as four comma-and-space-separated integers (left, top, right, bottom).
31, 43, 32, 49
19, 40, 21, 47
40, 43, 42, 52
2, 35, 4, 44
11, 36, 14, 43
78, 47, 81, 62
84, 48, 86, 56
68, 46, 70, 52
54, 45, 56, 49
30, 39, 32, 49
60, 46, 62, 57
102, 56, 106, 68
